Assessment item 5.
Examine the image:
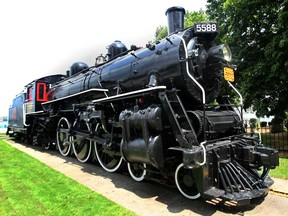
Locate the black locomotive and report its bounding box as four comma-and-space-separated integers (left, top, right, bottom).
7, 7, 279, 205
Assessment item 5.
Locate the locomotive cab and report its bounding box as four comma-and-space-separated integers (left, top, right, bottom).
25, 81, 48, 113
24, 74, 65, 114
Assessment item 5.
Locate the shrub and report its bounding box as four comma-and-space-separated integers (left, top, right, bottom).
260, 121, 267, 127
249, 118, 257, 128
271, 116, 284, 133
284, 119, 288, 130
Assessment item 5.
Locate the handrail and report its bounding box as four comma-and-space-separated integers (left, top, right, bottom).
171, 34, 207, 141
228, 81, 244, 120
172, 34, 206, 104
22, 104, 30, 127
198, 141, 207, 166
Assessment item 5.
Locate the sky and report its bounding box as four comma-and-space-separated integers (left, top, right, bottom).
0, 0, 207, 117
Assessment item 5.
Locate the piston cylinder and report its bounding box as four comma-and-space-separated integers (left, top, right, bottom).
121, 135, 164, 169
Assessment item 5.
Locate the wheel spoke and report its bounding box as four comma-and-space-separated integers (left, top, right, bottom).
93, 123, 123, 172
56, 117, 72, 157
72, 122, 92, 163
128, 163, 146, 182
175, 163, 200, 199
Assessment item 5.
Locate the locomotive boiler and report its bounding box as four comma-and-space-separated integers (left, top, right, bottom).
7, 6, 279, 205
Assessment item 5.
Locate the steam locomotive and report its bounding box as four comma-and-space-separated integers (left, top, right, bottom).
7, 7, 279, 205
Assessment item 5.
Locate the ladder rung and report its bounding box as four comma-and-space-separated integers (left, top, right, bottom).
163, 91, 199, 147
182, 129, 193, 133
175, 115, 186, 118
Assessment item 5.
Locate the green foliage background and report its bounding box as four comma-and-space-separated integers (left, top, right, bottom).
206, 0, 288, 119
155, 1, 288, 120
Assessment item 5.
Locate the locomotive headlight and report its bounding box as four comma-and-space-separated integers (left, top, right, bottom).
208, 44, 232, 62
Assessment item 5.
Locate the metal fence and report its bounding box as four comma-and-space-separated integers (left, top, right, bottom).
253, 125, 288, 156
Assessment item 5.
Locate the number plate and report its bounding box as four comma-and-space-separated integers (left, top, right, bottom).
194, 22, 219, 33
224, 67, 235, 82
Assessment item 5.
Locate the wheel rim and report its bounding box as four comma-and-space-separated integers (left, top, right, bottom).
56, 117, 71, 156
175, 163, 200, 199
72, 122, 92, 163
93, 123, 123, 172
127, 163, 147, 182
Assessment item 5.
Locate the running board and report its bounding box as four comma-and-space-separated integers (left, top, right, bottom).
92, 86, 166, 104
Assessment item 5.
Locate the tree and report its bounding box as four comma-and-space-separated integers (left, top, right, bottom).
154, 26, 168, 42
206, 0, 288, 119
184, 9, 209, 27
154, 9, 208, 41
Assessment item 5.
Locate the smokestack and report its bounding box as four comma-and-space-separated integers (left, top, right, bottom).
165, 6, 185, 35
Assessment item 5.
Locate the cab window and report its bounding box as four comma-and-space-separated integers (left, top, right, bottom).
36, 82, 47, 102
27, 86, 33, 101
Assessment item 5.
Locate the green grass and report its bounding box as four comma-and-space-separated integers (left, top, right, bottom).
0, 137, 137, 216
269, 157, 288, 179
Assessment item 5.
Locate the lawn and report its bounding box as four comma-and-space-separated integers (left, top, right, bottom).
269, 157, 288, 179
0, 137, 136, 216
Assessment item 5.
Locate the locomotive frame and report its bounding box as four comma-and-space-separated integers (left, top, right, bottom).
7, 6, 279, 206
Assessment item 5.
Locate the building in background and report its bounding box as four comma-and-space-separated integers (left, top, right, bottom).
0, 116, 8, 133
